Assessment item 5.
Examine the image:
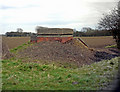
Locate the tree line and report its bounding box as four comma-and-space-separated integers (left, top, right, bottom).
73, 28, 111, 37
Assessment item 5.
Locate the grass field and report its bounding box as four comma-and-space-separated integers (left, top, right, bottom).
2, 57, 119, 90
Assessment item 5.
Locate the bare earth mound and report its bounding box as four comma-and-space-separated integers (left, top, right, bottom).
17, 39, 119, 67
17, 40, 95, 66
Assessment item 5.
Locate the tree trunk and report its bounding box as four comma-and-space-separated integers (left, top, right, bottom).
116, 36, 120, 49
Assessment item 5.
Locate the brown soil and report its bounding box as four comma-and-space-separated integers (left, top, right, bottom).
16, 39, 120, 67
17, 39, 94, 66
2, 36, 30, 49
81, 36, 116, 48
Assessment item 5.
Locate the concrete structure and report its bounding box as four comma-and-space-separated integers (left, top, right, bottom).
31, 26, 73, 43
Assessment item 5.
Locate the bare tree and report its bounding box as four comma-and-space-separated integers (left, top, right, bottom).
17, 28, 23, 33
98, 1, 120, 49
81, 27, 93, 32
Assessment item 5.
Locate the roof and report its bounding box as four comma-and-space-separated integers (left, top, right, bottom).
36, 26, 73, 34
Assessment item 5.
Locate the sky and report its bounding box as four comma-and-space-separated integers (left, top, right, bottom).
0, 0, 119, 34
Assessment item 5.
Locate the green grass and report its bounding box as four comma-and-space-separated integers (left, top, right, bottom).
2, 57, 119, 90
105, 44, 117, 48
3, 41, 119, 90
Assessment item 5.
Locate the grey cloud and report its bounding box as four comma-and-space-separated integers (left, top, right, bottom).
88, 2, 117, 13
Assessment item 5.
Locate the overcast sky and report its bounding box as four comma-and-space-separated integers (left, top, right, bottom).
0, 0, 119, 34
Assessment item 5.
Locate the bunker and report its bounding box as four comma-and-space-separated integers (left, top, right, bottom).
31, 26, 73, 43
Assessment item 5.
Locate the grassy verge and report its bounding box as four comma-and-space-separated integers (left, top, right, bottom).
2, 57, 119, 90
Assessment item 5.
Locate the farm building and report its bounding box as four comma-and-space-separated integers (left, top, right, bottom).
31, 26, 73, 43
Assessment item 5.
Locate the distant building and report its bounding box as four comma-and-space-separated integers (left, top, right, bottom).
30, 26, 73, 43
